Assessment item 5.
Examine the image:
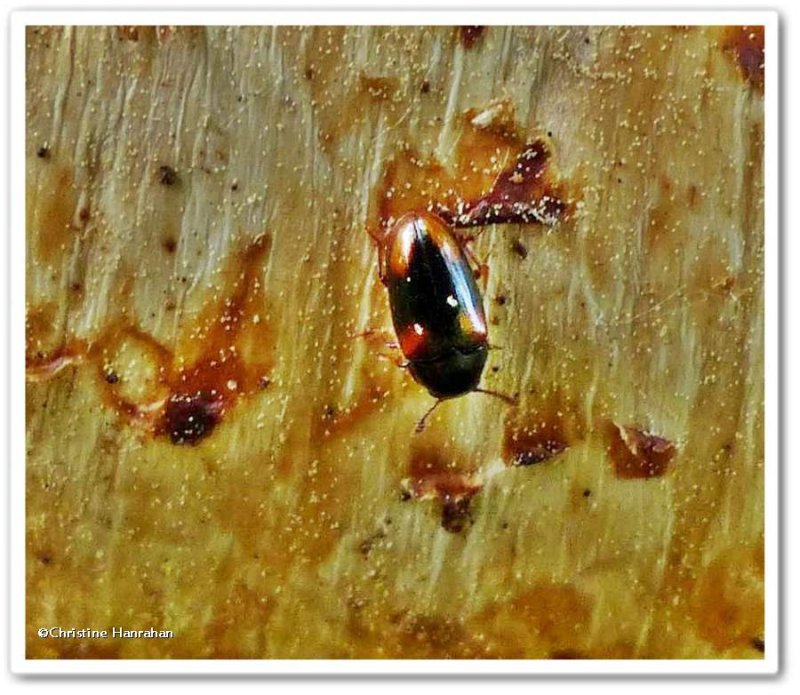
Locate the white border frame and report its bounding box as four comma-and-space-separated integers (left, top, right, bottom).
9, 9, 779, 676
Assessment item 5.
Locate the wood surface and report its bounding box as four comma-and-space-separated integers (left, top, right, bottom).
25, 24, 765, 659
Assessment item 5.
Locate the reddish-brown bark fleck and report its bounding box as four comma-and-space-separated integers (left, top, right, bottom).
608, 423, 676, 479
722, 26, 765, 94
459, 26, 487, 49
406, 447, 482, 533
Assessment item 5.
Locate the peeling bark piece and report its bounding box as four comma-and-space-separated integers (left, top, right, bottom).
609, 423, 676, 479
440, 140, 570, 228
373, 103, 570, 237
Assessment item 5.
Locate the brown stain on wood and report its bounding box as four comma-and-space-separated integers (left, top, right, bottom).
386, 612, 484, 658
722, 26, 765, 94
26, 302, 61, 361
689, 544, 764, 651
157, 234, 274, 444
513, 584, 592, 649
26, 236, 275, 444
503, 419, 568, 466
607, 422, 676, 479
359, 73, 400, 102
475, 582, 594, 656
309, 377, 395, 444
502, 391, 584, 467
301, 28, 406, 155
89, 323, 172, 420
30, 164, 78, 264
459, 26, 487, 50
117, 26, 155, 42
204, 580, 273, 658
406, 445, 482, 533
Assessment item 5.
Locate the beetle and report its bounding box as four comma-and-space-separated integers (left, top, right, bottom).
376, 210, 515, 431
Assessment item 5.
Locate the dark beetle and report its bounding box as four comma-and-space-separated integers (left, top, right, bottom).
377, 211, 512, 429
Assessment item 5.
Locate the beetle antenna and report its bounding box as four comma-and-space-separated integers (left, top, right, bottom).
414, 399, 443, 434
474, 388, 517, 406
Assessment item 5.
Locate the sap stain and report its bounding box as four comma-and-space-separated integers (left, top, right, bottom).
511, 239, 529, 259
386, 612, 484, 659
503, 422, 567, 466
502, 394, 582, 467
161, 391, 224, 445
157, 234, 274, 444
88, 322, 172, 421
359, 74, 399, 102
689, 544, 764, 651
459, 26, 487, 50
27, 237, 274, 445
475, 582, 593, 656
30, 164, 78, 264
406, 446, 482, 534
722, 26, 765, 94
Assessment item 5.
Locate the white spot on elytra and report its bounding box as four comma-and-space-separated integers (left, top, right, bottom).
413, 323, 424, 335
446, 295, 458, 307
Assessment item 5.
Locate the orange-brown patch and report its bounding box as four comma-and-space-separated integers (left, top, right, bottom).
386, 612, 485, 658
476, 582, 594, 656
88, 323, 172, 421
25, 343, 83, 383
359, 73, 400, 102
156, 234, 274, 444
26, 302, 63, 365
513, 584, 593, 648
689, 544, 764, 651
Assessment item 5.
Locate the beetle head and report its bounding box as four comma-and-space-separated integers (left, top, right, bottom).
408, 345, 488, 399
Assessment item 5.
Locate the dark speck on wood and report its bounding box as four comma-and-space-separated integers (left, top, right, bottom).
158, 165, 179, 186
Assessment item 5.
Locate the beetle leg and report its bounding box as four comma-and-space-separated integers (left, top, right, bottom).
376, 353, 410, 369
414, 399, 443, 434
350, 329, 407, 368
366, 226, 390, 284
457, 233, 491, 286
474, 387, 518, 406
